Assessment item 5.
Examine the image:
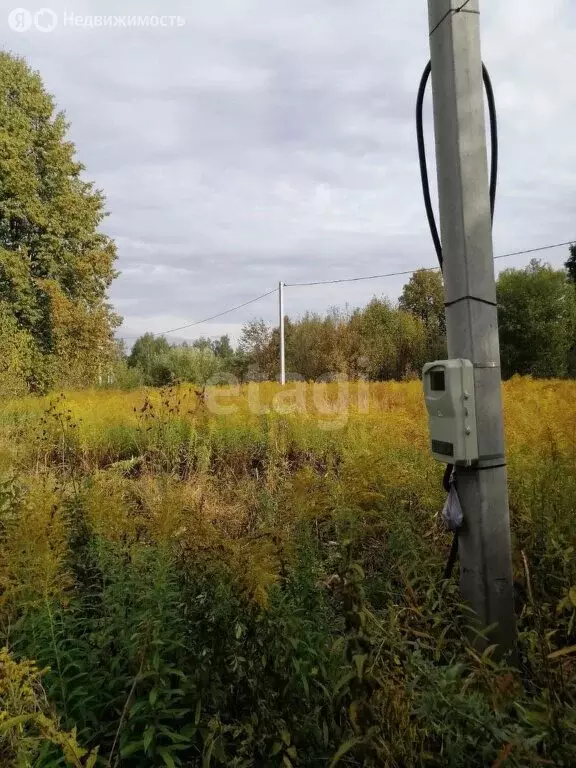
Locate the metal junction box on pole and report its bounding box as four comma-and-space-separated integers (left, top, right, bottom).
423, 359, 479, 465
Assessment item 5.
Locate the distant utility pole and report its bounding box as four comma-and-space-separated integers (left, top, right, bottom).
427, 0, 516, 654
279, 281, 286, 385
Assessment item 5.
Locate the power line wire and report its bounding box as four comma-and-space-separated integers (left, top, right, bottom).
493, 239, 575, 260
285, 268, 419, 288
285, 239, 575, 288
156, 287, 278, 335
120, 238, 574, 339
123, 287, 277, 339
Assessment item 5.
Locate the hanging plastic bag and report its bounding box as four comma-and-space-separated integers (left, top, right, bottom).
442, 482, 463, 532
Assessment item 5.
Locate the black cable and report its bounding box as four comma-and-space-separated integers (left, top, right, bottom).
416, 60, 498, 269
483, 64, 498, 222
417, 60, 499, 579
442, 463, 454, 493
416, 62, 442, 266
443, 532, 460, 580
441, 462, 458, 579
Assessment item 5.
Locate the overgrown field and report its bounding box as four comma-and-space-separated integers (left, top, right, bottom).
0, 378, 574, 767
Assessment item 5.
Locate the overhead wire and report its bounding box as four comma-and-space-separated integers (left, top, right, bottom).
123, 287, 278, 339
494, 240, 575, 260
119, 237, 575, 340
284, 239, 575, 289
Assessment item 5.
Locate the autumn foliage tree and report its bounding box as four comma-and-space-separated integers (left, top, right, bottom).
234, 300, 428, 383
349, 299, 426, 380
497, 259, 576, 378
399, 269, 446, 361
285, 309, 353, 381
0, 52, 120, 393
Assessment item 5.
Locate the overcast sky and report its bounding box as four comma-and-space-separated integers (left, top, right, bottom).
2, 0, 576, 345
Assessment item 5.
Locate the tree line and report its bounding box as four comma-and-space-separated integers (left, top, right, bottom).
1, 51, 575, 395
123, 257, 576, 386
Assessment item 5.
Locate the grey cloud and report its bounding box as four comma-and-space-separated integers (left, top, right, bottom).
2, 0, 575, 344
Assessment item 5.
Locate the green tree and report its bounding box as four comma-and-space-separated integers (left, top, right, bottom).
0, 52, 120, 391
128, 334, 171, 385
350, 298, 426, 380
165, 345, 223, 385
286, 312, 339, 381
0, 302, 34, 397
100, 340, 144, 389
229, 348, 251, 382
399, 269, 446, 361
191, 337, 213, 351
566, 244, 576, 284
239, 319, 277, 379
127, 335, 226, 386
212, 334, 234, 361
497, 259, 576, 378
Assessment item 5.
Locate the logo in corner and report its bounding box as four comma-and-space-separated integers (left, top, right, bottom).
34, 7, 58, 32
8, 8, 32, 31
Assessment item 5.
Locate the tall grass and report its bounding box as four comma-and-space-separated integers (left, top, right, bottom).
0, 377, 574, 766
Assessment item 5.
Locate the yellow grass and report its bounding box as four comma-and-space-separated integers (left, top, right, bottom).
0, 376, 574, 608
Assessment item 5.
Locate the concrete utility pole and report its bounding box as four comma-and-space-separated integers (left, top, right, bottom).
279, 281, 286, 385
427, 0, 516, 654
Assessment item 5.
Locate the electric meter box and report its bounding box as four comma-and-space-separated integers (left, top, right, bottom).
422, 359, 479, 465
